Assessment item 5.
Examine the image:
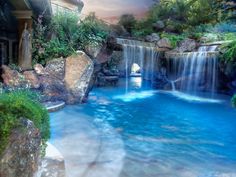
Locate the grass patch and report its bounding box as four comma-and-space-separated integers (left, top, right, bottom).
0, 90, 50, 156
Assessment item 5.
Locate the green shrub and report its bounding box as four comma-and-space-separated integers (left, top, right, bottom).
77, 12, 109, 50
32, 12, 109, 65
133, 19, 154, 37
132, 0, 224, 36
221, 40, 236, 63
161, 33, 186, 48
0, 90, 50, 156
118, 14, 136, 34
232, 94, 236, 107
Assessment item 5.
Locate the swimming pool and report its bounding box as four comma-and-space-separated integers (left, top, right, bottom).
50, 78, 236, 177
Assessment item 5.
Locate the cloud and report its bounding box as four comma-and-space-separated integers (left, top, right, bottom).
81, 0, 154, 18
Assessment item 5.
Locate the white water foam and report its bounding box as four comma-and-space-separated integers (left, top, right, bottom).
113, 90, 156, 102
167, 91, 223, 103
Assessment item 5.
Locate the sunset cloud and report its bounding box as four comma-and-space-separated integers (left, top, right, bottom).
81, 0, 154, 18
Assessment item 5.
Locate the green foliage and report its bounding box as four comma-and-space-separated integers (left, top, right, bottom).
133, 19, 154, 37
77, 12, 109, 50
221, 40, 236, 63
161, 33, 186, 48
118, 14, 136, 34
232, 94, 236, 107
0, 90, 50, 156
32, 15, 48, 65
133, 0, 224, 35
32, 12, 109, 65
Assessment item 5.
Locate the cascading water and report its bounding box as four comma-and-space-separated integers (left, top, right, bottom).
117, 38, 160, 91
169, 45, 218, 97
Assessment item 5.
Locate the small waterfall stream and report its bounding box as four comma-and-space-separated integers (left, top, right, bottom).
117, 38, 160, 92
169, 45, 219, 97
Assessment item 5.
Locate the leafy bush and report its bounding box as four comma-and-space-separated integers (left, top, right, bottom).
232, 94, 236, 107
132, 0, 224, 36
32, 12, 109, 65
161, 33, 186, 48
77, 12, 109, 50
221, 40, 236, 63
133, 19, 154, 37
0, 90, 50, 156
118, 14, 136, 34
212, 22, 236, 33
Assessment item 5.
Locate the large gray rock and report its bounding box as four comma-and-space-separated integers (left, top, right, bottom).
0, 118, 41, 177
157, 38, 172, 50
84, 43, 103, 59
45, 58, 65, 80
145, 33, 160, 43
36, 58, 67, 102
23, 70, 40, 89
153, 21, 165, 32
64, 51, 94, 104
1, 53, 94, 104
174, 38, 197, 52
1, 65, 27, 88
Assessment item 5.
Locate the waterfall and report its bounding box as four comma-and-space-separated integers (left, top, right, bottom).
169, 45, 218, 96
117, 38, 160, 91
171, 81, 176, 91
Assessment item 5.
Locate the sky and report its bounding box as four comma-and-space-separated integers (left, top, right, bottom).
81, 0, 154, 22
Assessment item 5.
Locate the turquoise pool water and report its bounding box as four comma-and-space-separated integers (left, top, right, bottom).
50, 78, 236, 177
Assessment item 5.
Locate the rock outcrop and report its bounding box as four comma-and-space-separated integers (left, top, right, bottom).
65, 52, 94, 104
1, 51, 94, 104
1, 65, 27, 88
0, 118, 41, 177
145, 33, 160, 43
152, 20, 165, 32
157, 38, 172, 51
173, 38, 197, 52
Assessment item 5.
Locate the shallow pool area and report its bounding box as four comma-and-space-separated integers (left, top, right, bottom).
50, 78, 236, 177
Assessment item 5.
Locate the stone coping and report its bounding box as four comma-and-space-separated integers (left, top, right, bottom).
165, 51, 219, 59
43, 101, 66, 112
200, 40, 232, 46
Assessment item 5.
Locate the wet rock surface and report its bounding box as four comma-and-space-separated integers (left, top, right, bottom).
0, 118, 41, 177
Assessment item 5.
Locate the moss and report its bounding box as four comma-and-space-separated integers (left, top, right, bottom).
232, 94, 236, 108
0, 90, 50, 156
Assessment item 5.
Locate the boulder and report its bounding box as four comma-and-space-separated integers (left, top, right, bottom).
107, 35, 123, 51
174, 38, 197, 52
153, 21, 165, 32
64, 51, 94, 104
23, 71, 40, 89
45, 58, 65, 80
0, 118, 41, 177
1, 65, 30, 88
145, 33, 160, 43
85, 43, 103, 59
34, 64, 46, 75
157, 38, 172, 50
95, 43, 114, 64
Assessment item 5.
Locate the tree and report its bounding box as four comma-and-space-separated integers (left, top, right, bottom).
118, 14, 136, 34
